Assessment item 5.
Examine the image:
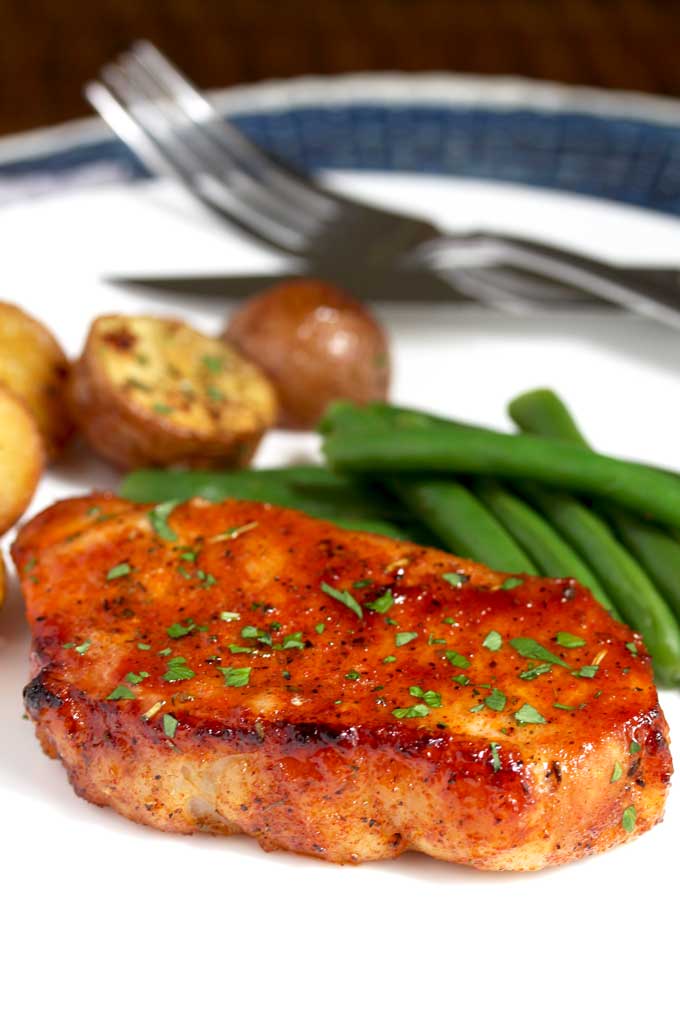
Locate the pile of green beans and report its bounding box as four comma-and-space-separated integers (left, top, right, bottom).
122, 393, 680, 688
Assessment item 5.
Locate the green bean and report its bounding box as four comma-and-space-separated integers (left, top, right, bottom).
472, 478, 614, 610
508, 389, 680, 687
121, 465, 405, 522
608, 510, 680, 623
510, 389, 680, 611
508, 389, 587, 444
322, 407, 680, 530
322, 406, 532, 566
390, 478, 535, 573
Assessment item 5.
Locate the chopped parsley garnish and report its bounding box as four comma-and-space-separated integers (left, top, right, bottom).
167, 620, 196, 638
75, 640, 91, 656
162, 713, 179, 739
220, 666, 251, 688
345, 670, 360, 680
575, 664, 599, 679
484, 688, 506, 711
382, 655, 397, 664
442, 572, 469, 587
625, 641, 638, 656
149, 500, 180, 542
509, 637, 569, 669
500, 577, 524, 590
489, 742, 502, 773
392, 703, 429, 719
482, 630, 502, 652
153, 403, 173, 415
275, 633, 305, 650
62, 642, 74, 649
428, 634, 447, 645
514, 703, 547, 725
162, 657, 195, 683
106, 684, 136, 701
123, 672, 149, 685
229, 644, 256, 654
220, 611, 240, 622
409, 686, 442, 708
365, 589, 394, 614
197, 571, 216, 589
180, 549, 198, 562
106, 562, 131, 581
469, 703, 485, 713
519, 663, 552, 680
352, 579, 372, 589
320, 581, 363, 619
206, 386, 223, 403
315, 623, 325, 634
202, 355, 223, 374
556, 632, 586, 648
610, 761, 623, 783
137, 642, 151, 651
629, 739, 641, 755
241, 625, 271, 645
621, 805, 637, 833
451, 674, 469, 686
395, 631, 417, 647
553, 702, 577, 711
158, 647, 172, 656
444, 649, 471, 669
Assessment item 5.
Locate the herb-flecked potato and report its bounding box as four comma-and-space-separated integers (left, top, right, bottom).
68, 315, 278, 470
0, 383, 44, 535
0, 301, 72, 459
223, 279, 390, 429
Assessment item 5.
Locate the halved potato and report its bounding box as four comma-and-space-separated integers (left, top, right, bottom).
68, 314, 278, 469
0, 383, 44, 535
0, 302, 73, 459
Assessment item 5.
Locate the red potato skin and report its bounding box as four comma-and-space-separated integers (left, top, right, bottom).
223, 279, 390, 429
12, 495, 672, 869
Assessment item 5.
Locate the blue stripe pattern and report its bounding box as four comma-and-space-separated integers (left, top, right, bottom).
3, 104, 680, 214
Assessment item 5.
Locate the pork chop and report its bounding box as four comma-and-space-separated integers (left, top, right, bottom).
12, 494, 672, 869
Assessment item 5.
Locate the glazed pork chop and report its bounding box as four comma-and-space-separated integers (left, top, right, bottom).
13, 495, 672, 869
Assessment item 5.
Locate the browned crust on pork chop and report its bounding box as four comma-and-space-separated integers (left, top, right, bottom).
12, 495, 672, 868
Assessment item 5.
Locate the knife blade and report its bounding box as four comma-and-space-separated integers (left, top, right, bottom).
105, 265, 680, 309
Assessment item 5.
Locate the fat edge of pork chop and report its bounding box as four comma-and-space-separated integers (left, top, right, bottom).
12, 494, 673, 870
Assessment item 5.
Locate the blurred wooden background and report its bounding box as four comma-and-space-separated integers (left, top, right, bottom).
2, 0, 679, 135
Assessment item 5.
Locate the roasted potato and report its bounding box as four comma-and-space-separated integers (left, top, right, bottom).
68, 314, 278, 470
223, 279, 390, 429
0, 302, 72, 459
0, 383, 44, 535
0, 552, 5, 611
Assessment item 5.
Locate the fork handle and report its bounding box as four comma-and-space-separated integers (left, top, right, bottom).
415, 231, 680, 331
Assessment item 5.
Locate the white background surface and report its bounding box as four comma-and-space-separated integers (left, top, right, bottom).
1, 171, 679, 1019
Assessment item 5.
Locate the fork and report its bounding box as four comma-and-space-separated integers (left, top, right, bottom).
86, 41, 680, 329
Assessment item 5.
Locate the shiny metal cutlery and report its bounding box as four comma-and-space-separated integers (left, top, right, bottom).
106, 264, 680, 311
88, 41, 680, 327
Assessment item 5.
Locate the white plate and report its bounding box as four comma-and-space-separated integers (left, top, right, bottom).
2, 171, 679, 1020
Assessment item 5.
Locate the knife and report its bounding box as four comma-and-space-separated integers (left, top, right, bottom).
105, 265, 680, 309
